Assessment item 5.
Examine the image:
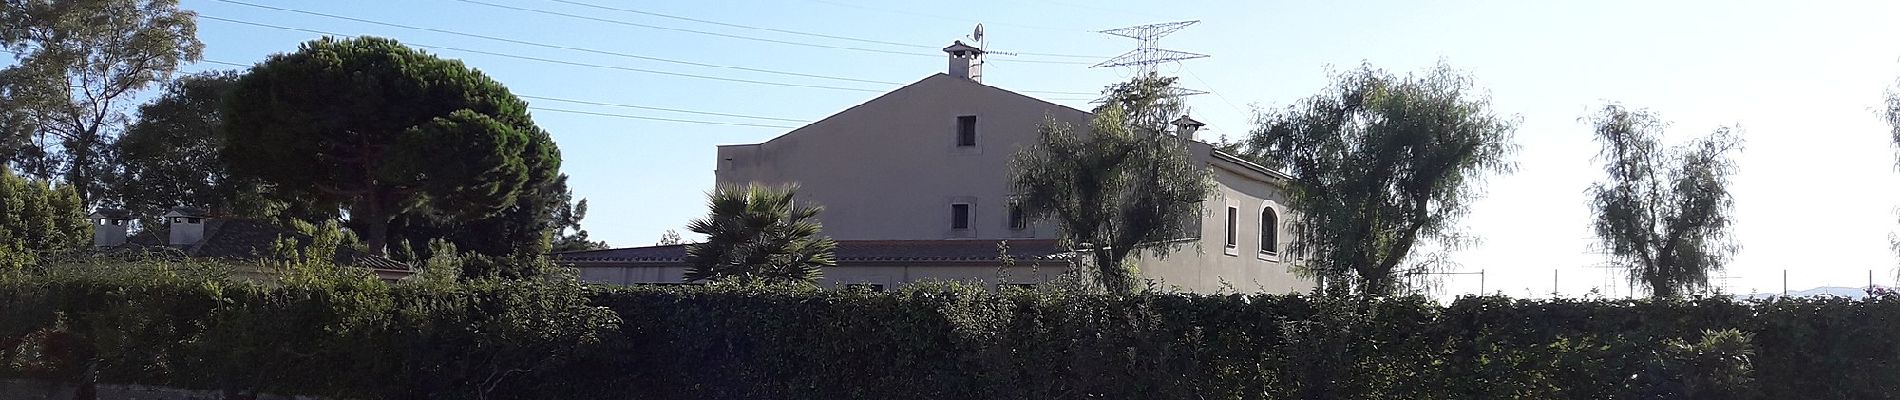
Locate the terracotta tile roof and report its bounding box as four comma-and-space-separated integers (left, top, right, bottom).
551, 239, 1071, 266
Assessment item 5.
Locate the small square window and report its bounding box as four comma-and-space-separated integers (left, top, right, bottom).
956, 115, 977, 147
186, 217, 202, 224
951, 203, 972, 230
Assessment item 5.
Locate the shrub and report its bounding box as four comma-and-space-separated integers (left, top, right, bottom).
6, 267, 1900, 399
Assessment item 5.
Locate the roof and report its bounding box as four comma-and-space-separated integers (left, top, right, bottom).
721, 73, 1092, 150
1210, 148, 1293, 182
552, 239, 1071, 266
89, 208, 132, 219
164, 207, 208, 218
120, 218, 409, 271
942, 40, 984, 55
1172, 115, 1205, 127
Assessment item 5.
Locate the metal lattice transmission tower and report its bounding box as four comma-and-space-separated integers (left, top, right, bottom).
1093, 21, 1209, 98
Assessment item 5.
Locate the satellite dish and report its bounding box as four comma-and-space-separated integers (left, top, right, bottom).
973, 24, 984, 43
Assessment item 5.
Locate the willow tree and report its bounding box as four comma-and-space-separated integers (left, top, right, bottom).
1010, 75, 1213, 294
1244, 63, 1517, 296
683, 184, 836, 284
222, 37, 559, 255
1588, 105, 1742, 298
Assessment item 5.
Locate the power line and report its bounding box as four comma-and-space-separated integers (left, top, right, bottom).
542, 0, 1106, 60
196, 12, 1098, 96
212, 0, 895, 86
800, 0, 1088, 34
516, 95, 807, 123
198, 15, 888, 93
445, 0, 1093, 65
547, 0, 928, 50
1182, 64, 1247, 116
529, 107, 799, 128
191, 58, 806, 128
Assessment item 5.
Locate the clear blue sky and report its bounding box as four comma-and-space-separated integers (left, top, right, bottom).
178, 0, 1900, 297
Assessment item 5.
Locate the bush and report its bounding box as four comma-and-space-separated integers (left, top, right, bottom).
5, 266, 1900, 399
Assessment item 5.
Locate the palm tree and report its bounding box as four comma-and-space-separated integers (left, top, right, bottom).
683, 184, 836, 284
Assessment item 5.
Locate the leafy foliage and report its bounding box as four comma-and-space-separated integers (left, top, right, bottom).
548, 177, 608, 252
683, 184, 836, 284
0, 166, 88, 271
1242, 62, 1518, 295
1586, 105, 1743, 298
0, 0, 203, 202
1010, 74, 1213, 294
12, 270, 1900, 399
108, 70, 277, 223
221, 36, 559, 255
655, 229, 685, 246
0, 257, 618, 399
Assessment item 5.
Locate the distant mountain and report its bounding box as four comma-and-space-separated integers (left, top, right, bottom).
1734, 286, 1879, 300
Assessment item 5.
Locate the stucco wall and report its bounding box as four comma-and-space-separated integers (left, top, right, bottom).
704, 73, 1312, 294
1131, 154, 1315, 294
715, 74, 1091, 241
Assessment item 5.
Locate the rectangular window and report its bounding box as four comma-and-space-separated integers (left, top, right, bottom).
956, 115, 977, 147
1225, 207, 1238, 249
952, 203, 972, 230
1008, 200, 1027, 230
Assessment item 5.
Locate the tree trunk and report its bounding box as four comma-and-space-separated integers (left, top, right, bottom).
362, 190, 389, 255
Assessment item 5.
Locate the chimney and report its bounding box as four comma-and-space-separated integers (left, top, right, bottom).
1172, 115, 1205, 142
89, 208, 131, 248
164, 207, 208, 247
943, 41, 984, 82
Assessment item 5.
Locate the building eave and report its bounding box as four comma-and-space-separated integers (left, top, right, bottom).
1210, 149, 1292, 183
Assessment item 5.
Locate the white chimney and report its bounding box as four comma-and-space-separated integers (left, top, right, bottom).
943, 41, 984, 82
164, 207, 208, 247
89, 209, 131, 248
1172, 115, 1205, 142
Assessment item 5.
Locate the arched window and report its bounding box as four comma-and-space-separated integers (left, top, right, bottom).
1260, 207, 1279, 256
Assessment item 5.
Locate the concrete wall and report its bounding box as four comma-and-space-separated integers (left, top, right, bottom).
715, 74, 1091, 241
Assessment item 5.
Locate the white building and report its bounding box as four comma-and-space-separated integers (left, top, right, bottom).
557, 41, 1313, 294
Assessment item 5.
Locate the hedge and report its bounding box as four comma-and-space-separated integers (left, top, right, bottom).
4, 266, 1900, 399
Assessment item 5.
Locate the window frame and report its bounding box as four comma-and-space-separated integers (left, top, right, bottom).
1259, 206, 1280, 261
1223, 206, 1239, 256
1007, 199, 1027, 231
955, 115, 978, 147
951, 203, 973, 230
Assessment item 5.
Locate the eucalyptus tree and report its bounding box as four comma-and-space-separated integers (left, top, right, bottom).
0, 0, 204, 202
